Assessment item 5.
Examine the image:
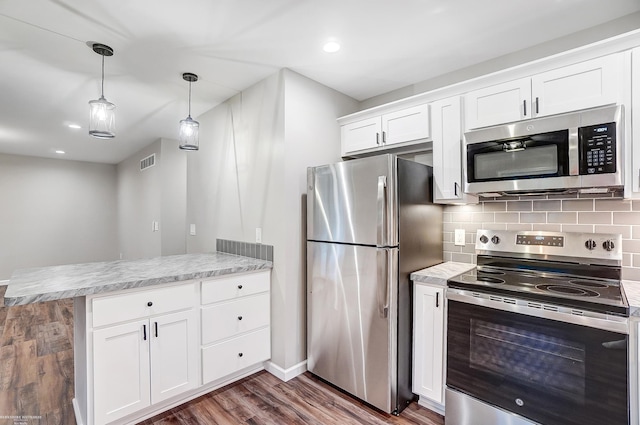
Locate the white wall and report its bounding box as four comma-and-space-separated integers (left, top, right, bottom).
117, 138, 187, 260
0, 154, 118, 279
361, 12, 640, 109
187, 69, 359, 370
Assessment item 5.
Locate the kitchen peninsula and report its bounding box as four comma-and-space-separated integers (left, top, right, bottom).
4, 252, 273, 425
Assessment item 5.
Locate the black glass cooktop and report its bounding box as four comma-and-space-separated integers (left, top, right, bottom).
448, 266, 628, 316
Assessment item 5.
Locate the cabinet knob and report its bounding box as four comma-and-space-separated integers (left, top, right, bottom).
238, 352, 243, 358
238, 316, 243, 321
147, 302, 153, 307
238, 284, 243, 289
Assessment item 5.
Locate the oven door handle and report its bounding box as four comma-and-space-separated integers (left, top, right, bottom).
446, 288, 629, 334
602, 339, 627, 350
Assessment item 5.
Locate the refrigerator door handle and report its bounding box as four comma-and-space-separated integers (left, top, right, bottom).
377, 249, 390, 318
377, 175, 387, 247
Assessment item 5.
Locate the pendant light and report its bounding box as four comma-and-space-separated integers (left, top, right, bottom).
179, 72, 199, 150
88, 43, 116, 139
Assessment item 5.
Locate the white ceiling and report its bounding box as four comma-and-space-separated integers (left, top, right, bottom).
0, 0, 639, 164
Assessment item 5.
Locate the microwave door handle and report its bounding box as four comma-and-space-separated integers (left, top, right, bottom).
377, 175, 387, 247
569, 128, 579, 176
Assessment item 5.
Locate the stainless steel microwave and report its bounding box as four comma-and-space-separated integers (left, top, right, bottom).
463, 105, 623, 196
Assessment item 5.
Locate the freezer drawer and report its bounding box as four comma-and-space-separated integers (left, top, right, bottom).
306, 241, 398, 413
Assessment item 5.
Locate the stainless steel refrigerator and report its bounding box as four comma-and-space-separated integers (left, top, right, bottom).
306, 154, 443, 414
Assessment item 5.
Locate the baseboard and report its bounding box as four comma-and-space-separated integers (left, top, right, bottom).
264, 359, 307, 382
417, 396, 445, 416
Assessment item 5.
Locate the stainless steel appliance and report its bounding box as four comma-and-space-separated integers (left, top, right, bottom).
446, 230, 629, 425
306, 154, 443, 414
463, 105, 623, 196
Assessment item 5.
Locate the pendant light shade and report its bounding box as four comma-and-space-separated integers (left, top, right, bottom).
179, 72, 199, 150
89, 43, 116, 139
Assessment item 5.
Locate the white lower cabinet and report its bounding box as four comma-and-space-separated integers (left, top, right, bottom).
76, 270, 271, 425
91, 283, 198, 425
412, 282, 445, 409
93, 319, 151, 424
200, 271, 271, 385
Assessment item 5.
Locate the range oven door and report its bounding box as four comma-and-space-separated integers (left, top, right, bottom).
447, 299, 628, 425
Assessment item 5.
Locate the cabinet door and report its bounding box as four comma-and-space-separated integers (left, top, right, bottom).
464, 78, 531, 129
382, 104, 430, 146
93, 320, 151, 425
532, 54, 622, 118
432, 97, 463, 202
341, 116, 381, 155
412, 284, 445, 404
150, 309, 198, 404
630, 48, 640, 196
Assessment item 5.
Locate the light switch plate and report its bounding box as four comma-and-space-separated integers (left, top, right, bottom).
256, 227, 262, 243
454, 229, 465, 246
190, 224, 196, 236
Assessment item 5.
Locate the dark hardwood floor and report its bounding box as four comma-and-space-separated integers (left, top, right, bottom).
0, 285, 443, 425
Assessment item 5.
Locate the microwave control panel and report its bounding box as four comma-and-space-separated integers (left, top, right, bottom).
579, 122, 616, 175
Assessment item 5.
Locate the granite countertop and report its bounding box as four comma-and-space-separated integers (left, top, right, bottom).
4, 252, 272, 306
411, 261, 476, 286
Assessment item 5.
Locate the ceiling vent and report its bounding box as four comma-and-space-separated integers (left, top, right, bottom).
140, 154, 156, 171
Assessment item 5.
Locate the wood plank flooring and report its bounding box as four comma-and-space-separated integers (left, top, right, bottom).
0, 285, 444, 425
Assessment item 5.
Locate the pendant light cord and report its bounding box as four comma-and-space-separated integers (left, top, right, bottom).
188, 81, 192, 118
100, 53, 105, 98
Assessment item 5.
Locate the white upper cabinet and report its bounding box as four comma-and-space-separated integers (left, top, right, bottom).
381, 104, 430, 146
341, 116, 382, 154
465, 53, 623, 130
431, 96, 477, 204
464, 78, 531, 130
531, 54, 623, 117
341, 103, 430, 157
629, 48, 640, 197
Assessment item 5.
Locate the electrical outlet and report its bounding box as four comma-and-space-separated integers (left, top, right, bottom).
454, 229, 466, 246
256, 227, 262, 243
190, 224, 196, 236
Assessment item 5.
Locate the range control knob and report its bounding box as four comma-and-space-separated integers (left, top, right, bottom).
585, 239, 597, 250
479, 235, 489, 244
603, 240, 615, 252
491, 235, 500, 244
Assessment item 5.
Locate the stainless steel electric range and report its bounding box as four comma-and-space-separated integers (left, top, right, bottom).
446, 230, 629, 425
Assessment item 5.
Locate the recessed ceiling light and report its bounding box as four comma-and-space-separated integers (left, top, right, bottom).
55, 150, 65, 154
68, 124, 81, 129
323, 41, 341, 53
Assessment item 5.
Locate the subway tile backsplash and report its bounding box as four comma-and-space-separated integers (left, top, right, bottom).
443, 197, 640, 281
216, 239, 273, 262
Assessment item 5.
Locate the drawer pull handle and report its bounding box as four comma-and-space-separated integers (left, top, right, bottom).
238, 285, 243, 289
238, 316, 243, 321
147, 302, 153, 307
238, 352, 243, 358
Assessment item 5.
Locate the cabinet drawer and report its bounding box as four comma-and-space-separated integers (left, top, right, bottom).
201, 293, 270, 344
93, 282, 197, 328
201, 271, 269, 304
202, 327, 270, 384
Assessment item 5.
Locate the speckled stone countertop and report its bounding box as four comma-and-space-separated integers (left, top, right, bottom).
622, 281, 640, 317
410, 262, 476, 286
4, 252, 272, 306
